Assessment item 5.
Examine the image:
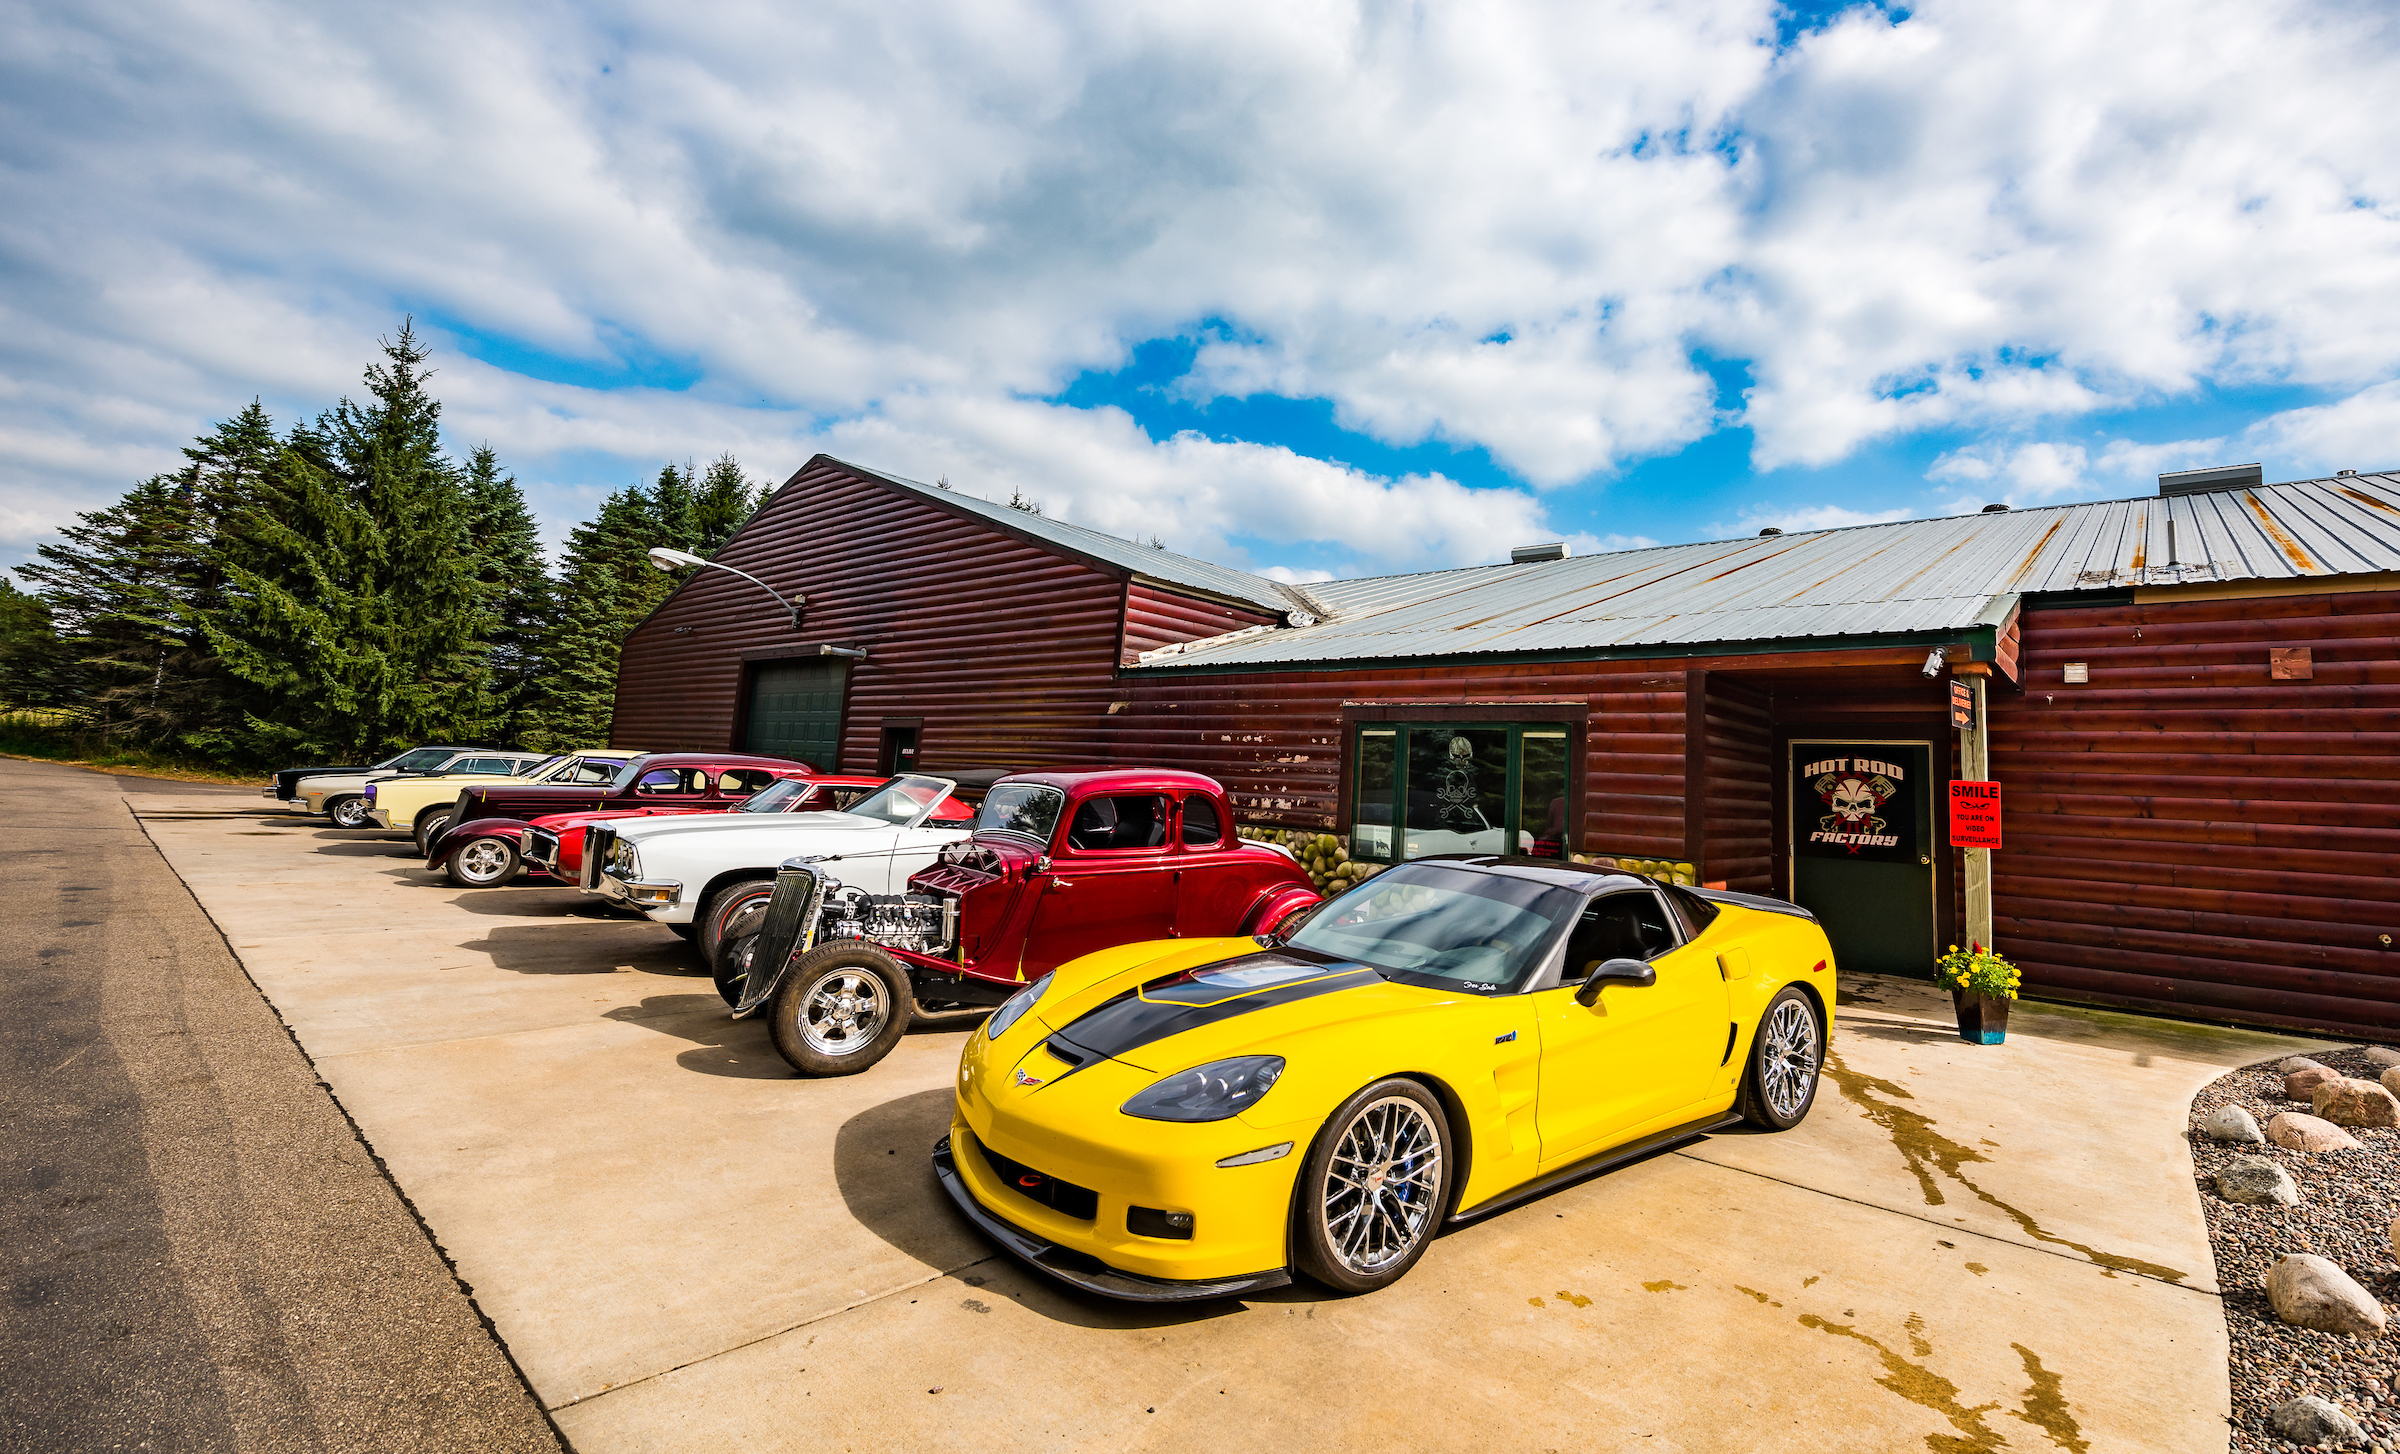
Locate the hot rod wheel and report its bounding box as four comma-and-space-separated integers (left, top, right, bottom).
768, 942, 915, 1076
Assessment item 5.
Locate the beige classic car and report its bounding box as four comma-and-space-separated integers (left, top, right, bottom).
366, 749, 642, 851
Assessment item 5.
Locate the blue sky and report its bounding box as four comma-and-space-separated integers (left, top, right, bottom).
6, 0, 2399, 582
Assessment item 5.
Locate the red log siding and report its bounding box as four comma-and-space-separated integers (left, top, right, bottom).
1989, 590, 2400, 1036
612, 459, 1133, 772
1114, 665, 1695, 861
1702, 675, 1774, 893
1120, 583, 1277, 666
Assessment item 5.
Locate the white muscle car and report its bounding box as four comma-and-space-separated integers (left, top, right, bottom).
579, 774, 974, 965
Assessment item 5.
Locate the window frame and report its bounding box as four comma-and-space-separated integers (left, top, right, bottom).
1341, 718, 1583, 866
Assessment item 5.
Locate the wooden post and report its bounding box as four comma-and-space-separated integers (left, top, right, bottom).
1958, 667, 1993, 949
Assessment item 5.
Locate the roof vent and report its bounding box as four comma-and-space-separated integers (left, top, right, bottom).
2158, 462, 2262, 497
1757, 527, 1783, 537
1510, 541, 1568, 564
2338, 469, 2358, 478
1981, 502, 2011, 513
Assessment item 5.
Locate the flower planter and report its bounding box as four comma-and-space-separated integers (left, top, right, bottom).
1951, 989, 2011, 1045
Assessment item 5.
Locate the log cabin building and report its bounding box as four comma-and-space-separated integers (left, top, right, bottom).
612, 455, 2400, 1038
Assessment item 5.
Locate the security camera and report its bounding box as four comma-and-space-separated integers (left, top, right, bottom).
1921, 647, 1947, 678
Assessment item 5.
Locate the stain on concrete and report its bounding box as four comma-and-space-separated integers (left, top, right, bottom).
1526, 1296, 1544, 1307
1965, 1262, 1988, 1277
1640, 1280, 1687, 1293
1798, 1312, 2006, 1451
1553, 1290, 1591, 1308
1822, 1052, 2188, 1283
1905, 1312, 1932, 1357
1734, 1285, 1783, 1307
2009, 1344, 2088, 1452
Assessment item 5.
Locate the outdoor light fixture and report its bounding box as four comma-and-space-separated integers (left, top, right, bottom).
1922, 646, 1948, 678
646, 545, 805, 629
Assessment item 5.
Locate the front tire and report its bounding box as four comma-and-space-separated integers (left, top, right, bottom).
1737, 987, 1824, 1131
700, 878, 776, 975
1290, 1078, 1452, 1295
327, 796, 370, 829
767, 944, 914, 1077
443, 836, 520, 887
414, 812, 451, 857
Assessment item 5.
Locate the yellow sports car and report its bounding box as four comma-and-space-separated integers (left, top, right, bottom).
936, 855, 1834, 1300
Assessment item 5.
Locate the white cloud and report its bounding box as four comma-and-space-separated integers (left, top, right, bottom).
6, 0, 2400, 571
1721, 503, 1913, 536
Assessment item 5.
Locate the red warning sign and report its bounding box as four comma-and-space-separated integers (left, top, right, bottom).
1949, 780, 2002, 850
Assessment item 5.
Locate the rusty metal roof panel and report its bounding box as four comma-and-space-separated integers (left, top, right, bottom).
1132, 471, 2400, 670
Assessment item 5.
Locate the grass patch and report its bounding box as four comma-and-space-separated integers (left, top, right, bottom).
0, 711, 256, 786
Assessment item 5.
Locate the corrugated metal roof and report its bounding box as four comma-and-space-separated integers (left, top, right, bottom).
1131, 471, 2400, 670
839, 458, 1304, 617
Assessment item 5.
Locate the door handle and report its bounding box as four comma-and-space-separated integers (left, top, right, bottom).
1050, 879, 1073, 890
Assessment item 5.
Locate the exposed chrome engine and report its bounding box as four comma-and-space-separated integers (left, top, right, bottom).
818, 882, 959, 956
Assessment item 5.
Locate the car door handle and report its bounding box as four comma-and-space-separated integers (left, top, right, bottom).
1050, 879, 1073, 890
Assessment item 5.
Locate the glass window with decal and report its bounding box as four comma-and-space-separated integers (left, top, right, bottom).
1347, 723, 1576, 865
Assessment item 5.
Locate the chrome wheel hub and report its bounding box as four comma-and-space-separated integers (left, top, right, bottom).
800, 970, 889, 1056
459, 840, 510, 881
1322, 1097, 1441, 1276
1760, 999, 1821, 1120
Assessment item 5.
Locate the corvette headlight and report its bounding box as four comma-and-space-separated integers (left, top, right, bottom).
609, 839, 641, 878
985, 973, 1052, 1041
1122, 1056, 1286, 1123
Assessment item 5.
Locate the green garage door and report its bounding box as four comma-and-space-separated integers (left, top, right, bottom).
745, 660, 847, 771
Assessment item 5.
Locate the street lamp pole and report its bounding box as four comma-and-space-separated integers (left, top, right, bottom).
645, 547, 805, 629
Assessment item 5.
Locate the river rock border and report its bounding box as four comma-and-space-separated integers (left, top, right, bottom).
2190, 1046, 2400, 1450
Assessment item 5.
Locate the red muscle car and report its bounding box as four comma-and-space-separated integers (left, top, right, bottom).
427, 752, 814, 887
720, 768, 1324, 1077
512, 775, 973, 887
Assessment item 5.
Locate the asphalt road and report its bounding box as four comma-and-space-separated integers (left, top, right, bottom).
0, 757, 561, 1454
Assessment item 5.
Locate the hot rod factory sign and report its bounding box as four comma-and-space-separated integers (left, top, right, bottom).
1793, 749, 1916, 862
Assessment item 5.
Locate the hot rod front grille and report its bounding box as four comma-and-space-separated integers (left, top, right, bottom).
733, 864, 829, 1017
580, 826, 615, 891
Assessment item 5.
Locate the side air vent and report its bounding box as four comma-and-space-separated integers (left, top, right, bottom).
1509, 541, 1568, 564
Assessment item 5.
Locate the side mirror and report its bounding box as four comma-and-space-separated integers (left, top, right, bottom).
1573, 958, 1657, 1007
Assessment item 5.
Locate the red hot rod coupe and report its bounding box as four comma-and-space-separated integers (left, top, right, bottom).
721, 769, 1324, 1078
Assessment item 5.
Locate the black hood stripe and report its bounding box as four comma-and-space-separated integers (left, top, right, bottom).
1049, 952, 1383, 1064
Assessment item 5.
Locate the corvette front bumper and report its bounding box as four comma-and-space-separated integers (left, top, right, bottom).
932, 1133, 1290, 1303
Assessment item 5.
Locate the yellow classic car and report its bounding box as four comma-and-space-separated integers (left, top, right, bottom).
365, 749, 642, 851
938, 855, 1834, 1301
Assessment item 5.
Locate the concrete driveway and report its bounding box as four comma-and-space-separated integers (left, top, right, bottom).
135, 793, 2321, 1452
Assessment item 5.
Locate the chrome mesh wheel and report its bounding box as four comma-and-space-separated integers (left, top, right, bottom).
1320, 1096, 1443, 1276
455, 839, 513, 884
1759, 998, 1821, 1121
799, 968, 892, 1057
329, 797, 368, 829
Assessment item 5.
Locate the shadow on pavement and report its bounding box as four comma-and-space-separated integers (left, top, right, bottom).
600, 993, 789, 1079
459, 923, 702, 978
444, 888, 609, 918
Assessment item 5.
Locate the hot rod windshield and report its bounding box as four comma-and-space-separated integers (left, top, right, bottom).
839, 775, 957, 828
1285, 862, 1579, 994
974, 783, 1066, 842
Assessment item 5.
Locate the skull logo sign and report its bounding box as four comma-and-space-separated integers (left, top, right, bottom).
1810, 771, 1900, 852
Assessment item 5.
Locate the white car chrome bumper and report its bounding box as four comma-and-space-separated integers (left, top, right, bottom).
592, 871, 692, 921
368, 809, 393, 828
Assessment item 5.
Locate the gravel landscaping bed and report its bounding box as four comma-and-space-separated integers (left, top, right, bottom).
2190, 1046, 2400, 1451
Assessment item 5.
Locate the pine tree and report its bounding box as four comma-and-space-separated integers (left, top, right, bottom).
19, 473, 209, 745
0, 577, 74, 709
519, 483, 668, 749
462, 445, 551, 738
693, 453, 767, 555
200, 322, 495, 758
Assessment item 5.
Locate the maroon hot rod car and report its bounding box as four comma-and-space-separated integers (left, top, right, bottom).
720, 768, 1323, 1077
422, 752, 813, 882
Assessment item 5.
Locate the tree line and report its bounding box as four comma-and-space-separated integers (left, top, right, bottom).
0, 323, 770, 765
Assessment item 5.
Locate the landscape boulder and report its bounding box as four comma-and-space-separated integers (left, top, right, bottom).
2199, 1105, 2265, 1144
2268, 1394, 2367, 1448
2214, 1157, 2300, 1206
2267, 1254, 2388, 1337
2268, 1112, 2364, 1153
2280, 1056, 2331, 1074
2286, 1065, 2342, 1100
2313, 1078, 2400, 1129
2365, 1046, 2400, 1070
2381, 1065, 2400, 1100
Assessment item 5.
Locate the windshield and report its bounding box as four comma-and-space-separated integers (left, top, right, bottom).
738, 778, 809, 813
608, 757, 655, 791
388, 748, 452, 771
838, 774, 957, 828
1286, 862, 1580, 994
974, 783, 1066, 841
520, 754, 569, 781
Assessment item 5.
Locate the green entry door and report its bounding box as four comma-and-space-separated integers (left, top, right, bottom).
1789, 739, 1936, 977
745, 660, 847, 771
